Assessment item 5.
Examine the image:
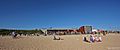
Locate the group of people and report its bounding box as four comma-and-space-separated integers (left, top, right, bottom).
90, 34, 102, 42
83, 34, 102, 43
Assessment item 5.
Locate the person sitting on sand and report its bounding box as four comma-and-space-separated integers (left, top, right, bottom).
54, 36, 60, 40
97, 36, 102, 42
90, 35, 95, 43
83, 37, 87, 41
83, 36, 90, 43
91, 35, 102, 42
53, 33, 62, 40
94, 35, 99, 42
103, 32, 106, 36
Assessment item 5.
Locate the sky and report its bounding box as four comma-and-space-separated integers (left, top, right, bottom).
0, 0, 120, 30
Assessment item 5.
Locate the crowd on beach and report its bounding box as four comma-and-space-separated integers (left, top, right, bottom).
10, 31, 105, 43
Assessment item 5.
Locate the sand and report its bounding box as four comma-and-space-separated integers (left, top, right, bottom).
0, 34, 120, 50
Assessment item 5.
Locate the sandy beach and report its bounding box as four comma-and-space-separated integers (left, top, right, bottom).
0, 34, 120, 50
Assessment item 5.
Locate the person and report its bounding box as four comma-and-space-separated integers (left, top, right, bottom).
44, 31, 47, 36
90, 35, 95, 43
98, 36, 102, 42
102, 31, 106, 36
19, 33, 22, 36
83, 37, 87, 41
11, 32, 17, 38
12, 32, 15, 38
14, 33, 18, 38
53, 33, 60, 40
83, 36, 90, 43
53, 33, 56, 40
94, 35, 98, 41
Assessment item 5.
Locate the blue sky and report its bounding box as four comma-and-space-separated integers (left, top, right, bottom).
0, 0, 120, 30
